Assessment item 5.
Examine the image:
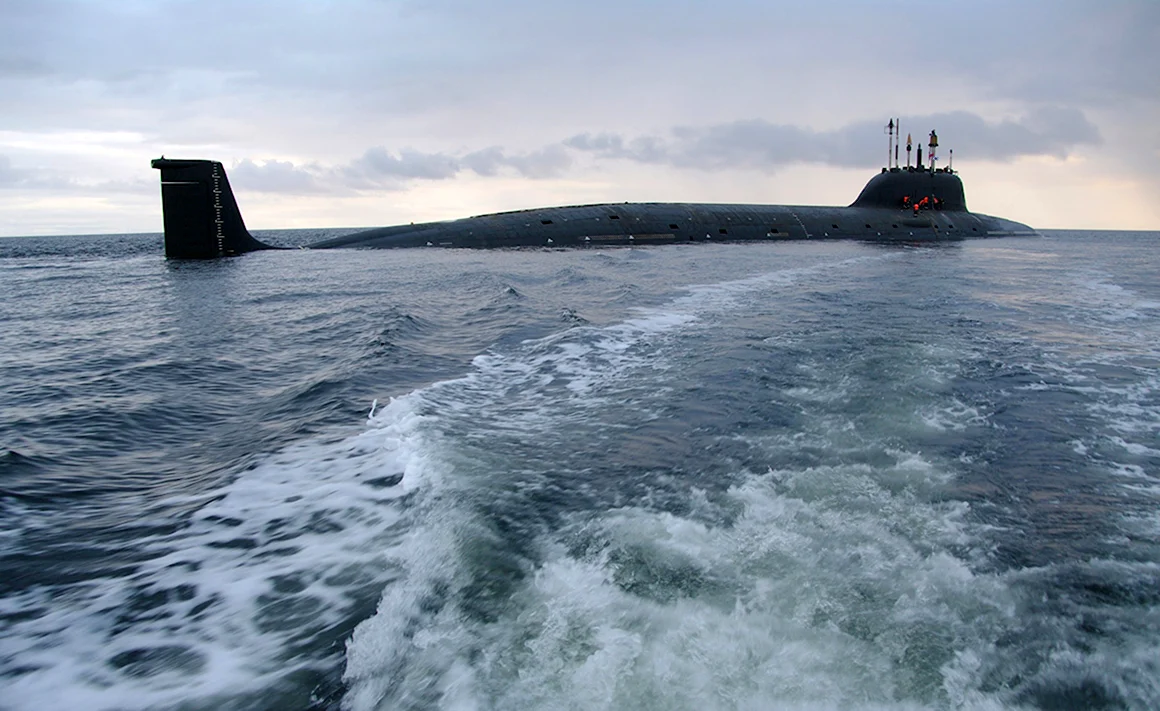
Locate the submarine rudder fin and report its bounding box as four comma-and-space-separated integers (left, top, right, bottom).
151, 158, 275, 259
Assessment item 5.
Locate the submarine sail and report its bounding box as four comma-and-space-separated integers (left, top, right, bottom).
151, 158, 274, 259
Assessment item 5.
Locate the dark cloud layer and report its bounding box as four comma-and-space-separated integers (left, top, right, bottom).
230, 145, 575, 194
2, 1, 1153, 137
567, 109, 1100, 172
221, 109, 1101, 195
229, 159, 325, 194
348, 149, 461, 183
462, 146, 572, 180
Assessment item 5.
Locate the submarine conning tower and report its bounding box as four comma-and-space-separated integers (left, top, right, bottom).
151, 157, 273, 259
850, 168, 968, 212
853, 121, 968, 212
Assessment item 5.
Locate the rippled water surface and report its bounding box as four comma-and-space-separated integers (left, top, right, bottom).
1, 230, 1158, 710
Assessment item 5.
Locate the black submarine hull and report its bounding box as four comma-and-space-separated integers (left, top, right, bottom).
151, 158, 1035, 259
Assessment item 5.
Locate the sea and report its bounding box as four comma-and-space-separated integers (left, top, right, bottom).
1, 229, 1158, 711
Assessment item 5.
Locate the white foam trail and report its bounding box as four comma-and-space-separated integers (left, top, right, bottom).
337, 255, 1050, 710
0, 394, 435, 710
3, 253, 889, 710
343, 451, 1023, 710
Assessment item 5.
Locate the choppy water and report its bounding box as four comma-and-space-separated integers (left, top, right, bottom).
1, 230, 1158, 710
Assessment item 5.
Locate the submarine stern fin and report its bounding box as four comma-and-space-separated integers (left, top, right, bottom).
151, 158, 274, 259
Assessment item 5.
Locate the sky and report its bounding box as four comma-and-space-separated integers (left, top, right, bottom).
1, 0, 1158, 237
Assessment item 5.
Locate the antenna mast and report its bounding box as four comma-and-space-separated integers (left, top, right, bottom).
886, 119, 894, 169
894, 118, 900, 168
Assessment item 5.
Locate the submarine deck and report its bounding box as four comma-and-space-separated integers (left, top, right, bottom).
307, 201, 1036, 250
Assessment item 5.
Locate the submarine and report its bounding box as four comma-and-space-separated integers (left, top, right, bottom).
152, 125, 1035, 259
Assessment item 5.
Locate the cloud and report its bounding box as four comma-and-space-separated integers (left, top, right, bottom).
930, 0, 1160, 107
921, 109, 1103, 161
229, 159, 325, 194
459, 147, 506, 177
7, 108, 1101, 200
341, 145, 573, 187
477, 145, 572, 180
0, 154, 22, 185
566, 110, 1102, 172
2, 1, 1155, 140
194, 110, 1062, 201
225, 144, 574, 194
0, 2, 1147, 176
348, 148, 461, 182
0, 154, 76, 190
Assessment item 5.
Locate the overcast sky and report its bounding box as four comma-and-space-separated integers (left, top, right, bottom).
1, 0, 1157, 236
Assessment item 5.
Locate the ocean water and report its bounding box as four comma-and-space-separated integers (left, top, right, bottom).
1, 230, 1158, 710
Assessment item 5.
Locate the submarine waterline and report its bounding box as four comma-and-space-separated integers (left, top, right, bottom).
151, 126, 1036, 259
